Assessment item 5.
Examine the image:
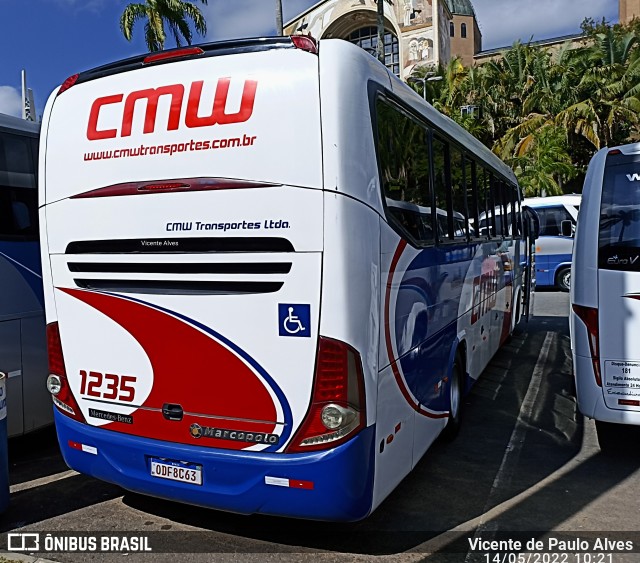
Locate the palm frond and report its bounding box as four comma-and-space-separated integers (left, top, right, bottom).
120, 3, 146, 41
120, 0, 208, 51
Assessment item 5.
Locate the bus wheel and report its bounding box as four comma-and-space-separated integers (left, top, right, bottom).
595, 420, 622, 452
556, 267, 571, 292
441, 356, 463, 441
511, 295, 521, 335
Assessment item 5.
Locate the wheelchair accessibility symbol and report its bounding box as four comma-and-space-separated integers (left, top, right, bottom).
278, 304, 311, 337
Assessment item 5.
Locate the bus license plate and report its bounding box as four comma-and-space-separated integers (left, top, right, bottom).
149, 458, 202, 485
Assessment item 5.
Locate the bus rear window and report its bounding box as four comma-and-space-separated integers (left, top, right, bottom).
598, 154, 640, 269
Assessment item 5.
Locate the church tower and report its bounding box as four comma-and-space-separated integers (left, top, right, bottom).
446, 0, 481, 66
620, 0, 640, 24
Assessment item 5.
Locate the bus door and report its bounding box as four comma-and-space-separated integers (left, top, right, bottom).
522, 206, 539, 321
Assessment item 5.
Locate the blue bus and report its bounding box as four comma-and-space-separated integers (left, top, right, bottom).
0, 112, 51, 437
523, 195, 581, 291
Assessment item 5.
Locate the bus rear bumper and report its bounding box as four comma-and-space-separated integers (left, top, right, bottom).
54, 409, 376, 521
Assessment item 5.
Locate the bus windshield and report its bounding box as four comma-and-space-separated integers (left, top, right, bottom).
599, 153, 640, 269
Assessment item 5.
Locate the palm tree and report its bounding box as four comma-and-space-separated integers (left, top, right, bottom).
120, 0, 208, 52
571, 28, 640, 148
275, 0, 283, 36
509, 125, 577, 197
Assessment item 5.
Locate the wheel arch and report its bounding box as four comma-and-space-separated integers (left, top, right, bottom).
449, 335, 468, 394
555, 263, 572, 290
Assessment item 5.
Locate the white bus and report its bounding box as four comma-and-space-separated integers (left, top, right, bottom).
570, 142, 640, 450
40, 37, 534, 520
0, 113, 51, 437
523, 194, 580, 291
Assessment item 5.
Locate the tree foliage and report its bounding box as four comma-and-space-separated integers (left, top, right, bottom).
408, 19, 640, 196
120, 0, 208, 52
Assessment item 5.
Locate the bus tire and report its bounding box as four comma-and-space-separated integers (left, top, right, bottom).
441, 355, 464, 441
556, 267, 571, 292
595, 420, 622, 452
511, 293, 521, 335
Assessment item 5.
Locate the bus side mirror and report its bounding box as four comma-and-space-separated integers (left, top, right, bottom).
561, 220, 573, 237
522, 206, 540, 239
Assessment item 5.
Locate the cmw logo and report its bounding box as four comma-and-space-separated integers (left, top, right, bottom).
627, 173, 640, 182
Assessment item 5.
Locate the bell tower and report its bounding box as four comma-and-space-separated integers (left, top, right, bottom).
620, 0, 640, 24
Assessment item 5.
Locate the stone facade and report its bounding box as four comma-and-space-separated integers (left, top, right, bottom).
284, 0, 453, 79
449, 13, 481, 66
620, 0, 640, 24
285, 1, 629, 77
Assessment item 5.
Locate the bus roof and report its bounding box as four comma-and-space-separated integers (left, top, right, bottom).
524, 194, 581, 207
0, 113, 40, 135
58, 37, 306, 91
608, 141, 640, 156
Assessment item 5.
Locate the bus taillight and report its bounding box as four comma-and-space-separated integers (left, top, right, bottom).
572, 304, 601, 386
286, 337, 366, 453
46, 322, 86, 423
57, 74, 79, 97
291, 35, 318, 54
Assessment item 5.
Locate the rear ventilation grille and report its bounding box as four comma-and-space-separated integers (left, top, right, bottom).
65, 238, 295, 295
68, 262, 291, 275
65, 237, 295, 254
73, 279, 283, 295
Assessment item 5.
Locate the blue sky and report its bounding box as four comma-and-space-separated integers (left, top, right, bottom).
0, 0, 619, 119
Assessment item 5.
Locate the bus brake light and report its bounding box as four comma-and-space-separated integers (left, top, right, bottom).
143, 47, 204, 65
291, 35, 318, 54
57, 74, 79, 97
572, 304, 601, 386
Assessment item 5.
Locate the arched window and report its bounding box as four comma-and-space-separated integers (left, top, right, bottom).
348, 26, 400, 76
450, 21, 455, 37
461, 23, 467, 38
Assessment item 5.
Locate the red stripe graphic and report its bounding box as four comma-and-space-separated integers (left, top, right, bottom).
60, 288, 279, 449
383, 241, 448, 419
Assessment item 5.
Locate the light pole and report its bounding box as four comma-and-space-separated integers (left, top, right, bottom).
275, 0, 283, 36
407, 72, 443, 100
376, 0, 385, 64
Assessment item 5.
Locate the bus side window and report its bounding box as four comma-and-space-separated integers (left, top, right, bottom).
433, 135, 453, 241
450, 146, 468, 241
477, 166, 491, 238
467, 158, 479, 238
376, 99, 434, 246
489, 174, 503, 238
485, 172, 497, 237
0, 133, 38, 239
499, 180, 510, 239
